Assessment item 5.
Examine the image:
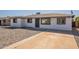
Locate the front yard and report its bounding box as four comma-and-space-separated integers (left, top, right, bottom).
0, 27, 79, 49
4, 28, 79, 49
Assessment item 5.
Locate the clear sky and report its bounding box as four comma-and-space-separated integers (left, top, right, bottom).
0, 10, 79, 17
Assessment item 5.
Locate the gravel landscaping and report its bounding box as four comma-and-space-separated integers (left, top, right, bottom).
0, 27, 41, 48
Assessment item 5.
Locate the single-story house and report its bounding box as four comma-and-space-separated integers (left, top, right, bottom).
10, 13, 73, 30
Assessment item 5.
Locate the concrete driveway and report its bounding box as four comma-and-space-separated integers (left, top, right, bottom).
5, 30, 78, 49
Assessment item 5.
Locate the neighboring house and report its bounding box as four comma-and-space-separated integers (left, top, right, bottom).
0, 17, 10, 26
10, 13, 73, 30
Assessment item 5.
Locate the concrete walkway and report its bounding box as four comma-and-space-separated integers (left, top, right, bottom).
4, 31, 78, 49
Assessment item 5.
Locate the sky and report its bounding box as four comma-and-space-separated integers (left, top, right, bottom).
0, 10, 79, 17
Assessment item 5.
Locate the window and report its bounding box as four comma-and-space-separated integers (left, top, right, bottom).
13, 18, 17, 23
8, 20, 10, 22
3, 20, 6, 23
41, 18, 51, 25
27, 18, 32, 23
57, 17, 66, 24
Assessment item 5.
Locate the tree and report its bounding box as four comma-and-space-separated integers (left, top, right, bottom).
75, 17, 79, 22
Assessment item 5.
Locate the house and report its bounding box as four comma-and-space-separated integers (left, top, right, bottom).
10, 13, 73, 30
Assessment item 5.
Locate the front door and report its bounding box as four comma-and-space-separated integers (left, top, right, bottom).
35, 18, 40, 28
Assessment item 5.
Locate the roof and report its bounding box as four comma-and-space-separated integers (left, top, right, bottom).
26, 13, 73, 18
0, 13, 73, 20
